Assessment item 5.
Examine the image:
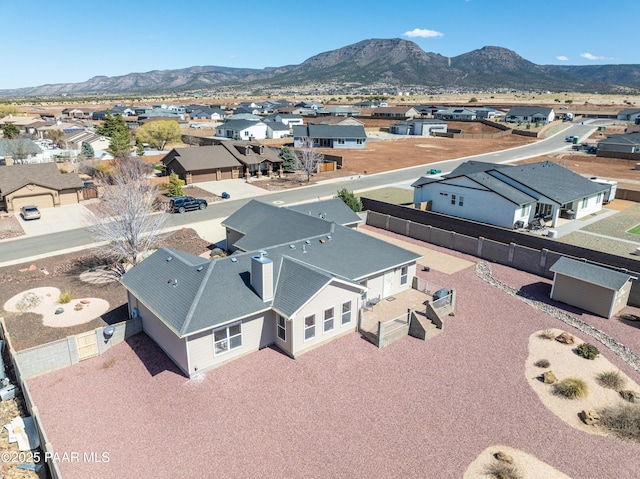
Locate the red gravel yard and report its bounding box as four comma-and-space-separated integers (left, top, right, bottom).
27, 239, 640, 479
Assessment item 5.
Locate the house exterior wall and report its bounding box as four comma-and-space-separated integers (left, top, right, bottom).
414, 182, 521, 229
550, 274, 615, 318
290, 282, 361, 357
185, 310, 275, 376
267, 127, 290, 139
361, 263, 416, 300
225, 228, 244, 252
573, 193, 604, 219
130, 293, 190, 375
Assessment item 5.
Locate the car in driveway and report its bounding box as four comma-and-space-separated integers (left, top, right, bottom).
168, 196, 208, 213
20, 205, 41, 220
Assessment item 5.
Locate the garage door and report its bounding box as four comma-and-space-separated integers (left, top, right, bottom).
59, 191, 79, 206
12, 194, 54, 211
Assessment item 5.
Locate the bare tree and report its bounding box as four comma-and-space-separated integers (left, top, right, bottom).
296, 137, 323, 182
87, 156, 167, 276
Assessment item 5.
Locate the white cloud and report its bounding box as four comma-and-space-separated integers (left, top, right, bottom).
556, 55, 569, 61
403, 28, 444, 39
580, 52, 612, 61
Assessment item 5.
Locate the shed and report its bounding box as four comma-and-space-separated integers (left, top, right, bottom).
549, 257, 636, 318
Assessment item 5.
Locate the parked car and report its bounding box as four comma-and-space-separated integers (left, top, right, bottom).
585, 145, 597, 154
168, 196, 207, 213
20, 205, 41, 220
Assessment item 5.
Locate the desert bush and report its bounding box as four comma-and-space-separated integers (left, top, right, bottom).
553, 377, 588, 399
598, 403, 640, 441
538, 329, 556, 340
58, 291, 73, 304
534, 359, 551, 368
576, 343, 600, 360
15, 292, 42, 312
596, 370, 626, 390
483, 461, 523, 479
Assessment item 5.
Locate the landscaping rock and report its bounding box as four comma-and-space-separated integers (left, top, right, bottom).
579, 410, 600, 425
542, 371, 557, 384
55, 307, 64, 314
74, 303, 83, 311
555, 332, 575, 345
493, 451, 514, 464
80, 299, 90, 304
619, 390, 640, 403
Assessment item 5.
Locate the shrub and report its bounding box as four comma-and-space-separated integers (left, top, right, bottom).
534, 359, 550, 368
166, 172, 185, 197
576, 343, 600, 360
538, 329, 555, 340
596, 370, 626, 390
483, 461, 523, 479
598, 403, 640, 441
58, 291, 72, 304
553, 377, 588, 399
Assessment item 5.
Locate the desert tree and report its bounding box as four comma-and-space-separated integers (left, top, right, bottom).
87, 156, 167, 276
135, 120, 181, 150
295, 137, 323, 182
2, 123, 20, 139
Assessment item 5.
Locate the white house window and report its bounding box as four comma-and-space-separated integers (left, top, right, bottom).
597, 192, 603, 203
581, 198, 588, 208
400, 265, 408, 285
356, 139, 363, 144
277, 315, 286, 341
341, 301, 352, 325
214, 322, 242, 355
337, 138, 345, 145
304, 315, 316, 340
458, 195, 464, 206
324, 307, 334, 333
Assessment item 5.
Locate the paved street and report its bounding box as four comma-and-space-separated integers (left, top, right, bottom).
0, 123, 598, 266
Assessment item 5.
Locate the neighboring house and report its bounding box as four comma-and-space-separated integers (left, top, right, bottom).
223, 113, 262, 122
262, 113, 304, 127
61, 108, 92, 120
215, 120, 268, 140
473, 107, 500, 119
550, 256, 636, 318
372, 107, 420, 119
0, 162, 83, 212
137, 108, 185, 121
265, 121, 290, 139
616, 108, 640, 122
120, 200, 420, 377
63, 130, 110, 152
433, 108, 477, 121
295, 101, 321, 110
412, 160, 608, 229
597, 133, 640, 154
389, 119, 447, 136
292, 124, 366, 149
161, 141, 283, 182
190, 107, 226, 121
316, 107, 360, 117
505, 106, 555, 124
307, 116, 364, 127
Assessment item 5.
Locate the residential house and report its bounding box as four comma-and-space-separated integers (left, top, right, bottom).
189, 107, 227, 121
550, 256, 636, 318
223, 113, 262, 123
372, 106, 420, 119
293, 124, 367, 149
161, 141, 283, 182
307, 116, 364, 127
616, 108, 640, 122
411, 160, 608, 229
505, 106, 555, 124
433, 108, 477, 121
215, 120, 268, 140
597, 132, 640, 154
316, 107, 361, 117
262, 113, 304, 127
473, 107, 500, 119
63, 131, 110, 152
295, 101, 321, 110
0, 162, 83, 211
120, 200, 420, 377
0, 139, 43, 165
61, 108, 92, 120
389, 119, 447, 136
137, 108, 185, 121
265, 121, 290, 139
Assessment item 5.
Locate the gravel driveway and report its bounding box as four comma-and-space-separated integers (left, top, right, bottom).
26, 232, 640, 479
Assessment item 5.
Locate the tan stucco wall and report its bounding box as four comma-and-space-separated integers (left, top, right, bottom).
551, 274, 616, 318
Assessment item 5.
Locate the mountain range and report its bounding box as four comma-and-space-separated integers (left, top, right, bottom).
2, 38, 639, 97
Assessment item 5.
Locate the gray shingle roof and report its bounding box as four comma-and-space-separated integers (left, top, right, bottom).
598, 133, 640, 147
287, 198, 362, 226
162, 146, 241, 171
293, 124, 366, 139
0, 162, 83, 195
218, 119, 264, 131
506, 106, 554, 117
550, 256, 636, 290
465, 171, 536, 205
121, 205, 420, 337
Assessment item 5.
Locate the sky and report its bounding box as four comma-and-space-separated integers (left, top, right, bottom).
1, 0, 639, 90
